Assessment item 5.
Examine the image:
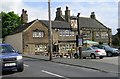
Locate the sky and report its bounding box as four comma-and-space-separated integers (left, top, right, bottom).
1, 0, 119, 35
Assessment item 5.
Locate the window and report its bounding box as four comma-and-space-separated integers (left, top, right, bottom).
33, 30, 44, 38
70, 20, 77, 28
59, 30, 75, 36
86, 47, 91, 50
35, 44, 47, 52
101, 32, 108, 39
96, 33, 100, 39
82, 31, 91, 38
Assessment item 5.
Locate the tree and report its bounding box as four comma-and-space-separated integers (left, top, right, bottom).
0, 11, 21, 38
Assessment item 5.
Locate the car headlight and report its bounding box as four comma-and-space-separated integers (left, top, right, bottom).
17, 56, 23, 60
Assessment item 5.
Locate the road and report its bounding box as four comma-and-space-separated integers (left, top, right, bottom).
90, 56, 118, 65
2, 57, 118, 79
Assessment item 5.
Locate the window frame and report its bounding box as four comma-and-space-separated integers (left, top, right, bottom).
33, 29, 44, 38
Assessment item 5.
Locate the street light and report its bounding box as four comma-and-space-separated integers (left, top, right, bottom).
48, 0, 52, 60
77, 13, 82, 59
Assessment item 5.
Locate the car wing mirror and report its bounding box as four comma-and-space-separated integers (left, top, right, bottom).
15, 50, 22, 54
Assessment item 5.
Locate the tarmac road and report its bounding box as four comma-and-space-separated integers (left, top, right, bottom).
2, 57, 118, 79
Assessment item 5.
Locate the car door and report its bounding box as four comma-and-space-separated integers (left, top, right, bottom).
82, 47, 92, 57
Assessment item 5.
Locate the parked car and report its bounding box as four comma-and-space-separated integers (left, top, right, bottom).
0, 43, 24, 72
74, 46, 106, 59
118, 47, 120, 50
92, 45, 120, 57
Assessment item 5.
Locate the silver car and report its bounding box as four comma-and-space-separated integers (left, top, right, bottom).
74, 47, 106, 59
92, 45, 120, 57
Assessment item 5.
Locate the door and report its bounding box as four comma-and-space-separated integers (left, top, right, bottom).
82, 47, 92, 57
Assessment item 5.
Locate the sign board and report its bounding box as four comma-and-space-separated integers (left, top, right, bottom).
78, 38, 83, 46
76, 35, 83, 47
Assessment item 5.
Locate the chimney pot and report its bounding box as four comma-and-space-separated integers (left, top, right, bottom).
22, 9, 24, 13
90, 12, 96, 19
21, 9, 28, 24
24, 10, 27, 14
57, 7, 61, 11
66, 6, 68, 10
65, 6, 70, 22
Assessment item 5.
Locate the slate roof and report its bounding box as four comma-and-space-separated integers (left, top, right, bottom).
10, 20, 36, 35
10, 19, 70, 35
40, 20, 70, 29
10, 17, 109, 35
79, 17, 108, 29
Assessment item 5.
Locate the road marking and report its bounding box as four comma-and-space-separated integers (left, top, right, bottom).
24, 64, 29, 67
58, 64, 70, 67
41, 70, 69, 79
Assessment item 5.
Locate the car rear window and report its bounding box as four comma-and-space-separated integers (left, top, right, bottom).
92, 47, 99, 49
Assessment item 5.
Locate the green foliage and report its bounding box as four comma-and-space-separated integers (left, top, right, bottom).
0, 11, 21, 38
112, 40, 120, 46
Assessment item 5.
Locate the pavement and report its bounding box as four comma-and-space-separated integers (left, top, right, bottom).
23, 54, 119, 75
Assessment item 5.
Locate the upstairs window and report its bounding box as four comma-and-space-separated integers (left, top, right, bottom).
33, 29, 44, 38
96, 33, 100, 39
101, 32, 108, 39
59, 30, 75, 36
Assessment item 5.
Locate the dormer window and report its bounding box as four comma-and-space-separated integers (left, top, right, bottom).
33, 29, 44, 38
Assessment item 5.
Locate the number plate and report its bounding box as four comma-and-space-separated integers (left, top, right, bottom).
5, 63, 16, 67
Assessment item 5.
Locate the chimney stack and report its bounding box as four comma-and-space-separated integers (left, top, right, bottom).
21, 9, 28, 24
90, 12, 96, 19
56, 7, 62, 18
65, 6, 70, 22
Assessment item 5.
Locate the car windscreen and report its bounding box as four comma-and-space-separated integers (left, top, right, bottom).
0, 45, 15, 53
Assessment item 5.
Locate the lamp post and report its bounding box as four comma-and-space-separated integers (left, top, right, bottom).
48, 0, 52, 60
77, 13, 82, 59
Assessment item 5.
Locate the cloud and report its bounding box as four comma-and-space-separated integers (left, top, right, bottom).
1, 0, 49, 21
1, 1, 118, 34
118, 1, 120, 28
52, 2, 118, 34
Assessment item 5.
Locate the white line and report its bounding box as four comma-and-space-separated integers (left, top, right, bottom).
41, 70, 64, 78
58, 64, 71, 67
24, 64, 29, 67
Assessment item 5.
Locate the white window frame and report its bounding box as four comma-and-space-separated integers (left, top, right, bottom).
33, 31, 44, 38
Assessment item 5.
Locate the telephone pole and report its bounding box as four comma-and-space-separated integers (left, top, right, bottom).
48, 0, 52, 60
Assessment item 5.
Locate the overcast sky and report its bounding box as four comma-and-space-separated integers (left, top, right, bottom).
1, 0, 119, 35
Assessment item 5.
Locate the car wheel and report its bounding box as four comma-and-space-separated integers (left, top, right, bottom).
17, 65, 24, 72
90, 54, 96, 59
107, 52, 113, 57
99, 56, 103, 59
83, 57, 86, 59
74, 54, 78, 59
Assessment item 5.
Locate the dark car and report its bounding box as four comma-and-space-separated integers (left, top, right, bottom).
118, 47, 120, 50
0, 44, 24, 72
92, 45, 120, 57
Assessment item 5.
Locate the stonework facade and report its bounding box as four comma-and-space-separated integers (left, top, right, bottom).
5, 6, 112, 55
22, 20, 49, 54
54, 6, 112, 45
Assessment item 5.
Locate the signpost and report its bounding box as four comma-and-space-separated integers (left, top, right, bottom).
77, 13, 83, 59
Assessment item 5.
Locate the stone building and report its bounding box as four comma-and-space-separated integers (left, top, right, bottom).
5, 9, 76, 55
55, 6, 112, 45
5, 6, 112, 55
